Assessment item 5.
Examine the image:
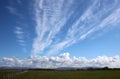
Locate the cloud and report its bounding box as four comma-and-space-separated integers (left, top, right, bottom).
14, 27, 24, 38
46, 0, 120, 55
15, 27, 24, 35
32, 0, 74, 56
14, 26, 27, 52
6, 6, 22, 17
32, 0, 120, 56
6, 6, 18, 15
6, 1, 29, 52
17, 0, 22, 4
99, 8, 120, 28
0, 53, 120, 68
14, 26, 26, 47
6, 0, 24, 19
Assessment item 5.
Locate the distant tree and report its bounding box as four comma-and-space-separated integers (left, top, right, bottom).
103, 66, 109, 70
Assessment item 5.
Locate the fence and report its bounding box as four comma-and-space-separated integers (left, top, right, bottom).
0, 70, 28, 79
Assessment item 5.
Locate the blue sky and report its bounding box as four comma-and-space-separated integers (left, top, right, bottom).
0, 0, 120, 62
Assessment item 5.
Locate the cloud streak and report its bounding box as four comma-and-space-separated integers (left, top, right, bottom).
32, 0, 120, 56
32, 0, 74, 56
14, 26, 26, 47
6, 6, 23, 19
6, 1, 30, 52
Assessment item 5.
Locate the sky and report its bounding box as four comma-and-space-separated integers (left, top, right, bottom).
0, 0, 120, 68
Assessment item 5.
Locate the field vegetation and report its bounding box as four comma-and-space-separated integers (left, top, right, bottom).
0, 69, 120, 79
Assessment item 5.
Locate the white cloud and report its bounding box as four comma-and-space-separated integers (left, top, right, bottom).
32, 0, 120, 56
6, 6, 22, 17
46, 0, 120, 55
14, 27, 24, 39
99, 8, 120, 28
14, 27, 24, 36
32, 0, 74, 56
15, 27, 23, 36
0, 53, 120, 68
6, 1, 27, 51
47, 40, 71, 56
14, 26, 26, 47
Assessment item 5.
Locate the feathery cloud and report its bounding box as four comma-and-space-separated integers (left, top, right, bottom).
32, 0, 74, 56
14, 26, 26, 47
46, 0, 120, 56
32, 0, 120, 56
6, 6, 22, 18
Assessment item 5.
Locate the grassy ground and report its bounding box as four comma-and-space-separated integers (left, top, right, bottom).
1, 70, 120, 79
0, 70, 24, 79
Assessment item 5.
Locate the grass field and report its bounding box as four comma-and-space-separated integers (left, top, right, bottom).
0, 70, 120, 79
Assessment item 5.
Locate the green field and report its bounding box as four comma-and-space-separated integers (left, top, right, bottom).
0, 70, 120, 79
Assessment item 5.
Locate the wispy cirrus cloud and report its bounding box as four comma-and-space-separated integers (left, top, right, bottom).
14, 26, 26, 47
32, 0, 120, 56
6, 0, 24, 19
6, 6, 18, 15
47, 0, 120, 56
16, 0, 22, 4
6, 6, 23, 18
14, 26, 28, 53
6, 1, 30, 52
32, 0, 74, 56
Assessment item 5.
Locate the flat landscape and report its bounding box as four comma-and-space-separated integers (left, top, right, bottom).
1, 70, 120, 79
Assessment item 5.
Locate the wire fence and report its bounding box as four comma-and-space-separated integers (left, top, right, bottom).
0, 70, 28, 79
